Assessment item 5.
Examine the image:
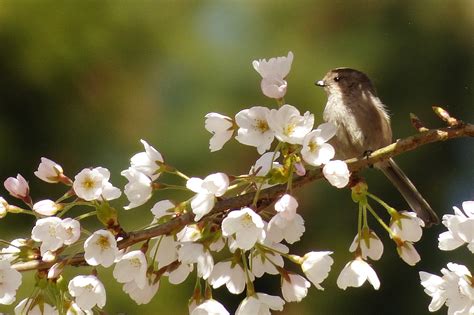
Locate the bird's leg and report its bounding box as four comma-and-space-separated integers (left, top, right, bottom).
363, 150, 374, 168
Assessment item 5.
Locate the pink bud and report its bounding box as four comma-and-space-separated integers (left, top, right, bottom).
4, 174, 29, 199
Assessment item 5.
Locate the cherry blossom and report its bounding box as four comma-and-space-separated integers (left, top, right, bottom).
123, 274, 160, 305
205, 113, 234, 152
337, 258, 380, 290
73, 167, 121, 201
236, 293, 285, 315
235, 106, 275, 154
34, 157, 64, 183
349, 229, 384, 261
186, 173, 229, 221
14, 298, 58, 315
267, 104, 314, 145
130, 139, 164, 180
221, 207, 265, 250
121, 167, 153, 210
84, 230, 118, 267
0, 260, 22, 305
252, 52, 293, 99
68, 275, 106, 311
390, 211, 424, 242
301, 122, 337, 166
178, 243, 214, 280
209, 261, 251, 294
32, 199, 62, 216
4, 174, 29, 199
322, 160, 350, 188
113, 250, 148, 288
438, 200, 474, 253
191, 299, 229, 315
300, 251, 334, 290
281, 273, 311, 302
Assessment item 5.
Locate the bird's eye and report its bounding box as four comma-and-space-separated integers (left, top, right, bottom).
334, 76, 341, 82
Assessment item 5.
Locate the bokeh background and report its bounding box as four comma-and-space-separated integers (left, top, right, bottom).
0, 1, 473, 314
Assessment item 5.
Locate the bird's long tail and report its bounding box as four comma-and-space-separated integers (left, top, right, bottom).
379, 158, 439, 226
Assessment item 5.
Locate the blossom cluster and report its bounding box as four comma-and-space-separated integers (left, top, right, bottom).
419, 201, 474, 314
0, 51, 469, 315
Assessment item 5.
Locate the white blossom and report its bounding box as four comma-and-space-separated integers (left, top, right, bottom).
167, 262, 193, 285
59, 218, 81, 246
130, 139, 164, 180
187, 173, 229, 221
32, 199, 62, 216
420, 263, 474, 314
438, 201, 474, 253
31, 217, 64, 255
205, 113, 234, 152
14, 298, 58, 315
300, 251, 334, 290
274, 194, 298, 221
249, 151, 281, 177
236, 293, 285, 315
267, 213, 305, 244
337, 258, 380, 290
123, 275, 160, 305
267, 104, 314, 145
151, 200, 175, 222
222, 207, 265, 250
178, 243, 213, 280
4, 174, 29, 199
0, 238, 27, 262
68, 275, 106, 311
113, 250, 148, 288
152, 235, 178, 269
34, 157, 64, 183
235, 106, 275, 154
209, 261, 251, 295
397, 241, 421, 266
301, 122, 337, 166
191, 299, 230, 315
250, 240, 287, 278
281, 273, 311, 302
66, 302, 93, 315
390, 211, 424, 242
84, 230, 118, 267
73, 167, 121, 201
0, 197, 7, 218
0, 260, 22, 305
322, 160, 350, 188
121, 167, 153, 210
349, 230, 384, 261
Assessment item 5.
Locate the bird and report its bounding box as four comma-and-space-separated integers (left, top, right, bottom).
315, 67, 439, 226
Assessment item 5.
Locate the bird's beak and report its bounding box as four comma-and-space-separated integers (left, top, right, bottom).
315, 80, 325, 87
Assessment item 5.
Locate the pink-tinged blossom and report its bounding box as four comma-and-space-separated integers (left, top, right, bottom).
252, 52, 293, 99
34, 157, 64, 183
32, 199, 62, 216
4, 174, 29, 199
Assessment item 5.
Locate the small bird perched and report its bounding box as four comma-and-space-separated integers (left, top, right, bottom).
316, 68, 439, 226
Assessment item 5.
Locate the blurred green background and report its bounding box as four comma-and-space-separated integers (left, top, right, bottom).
0, 1, 473, 314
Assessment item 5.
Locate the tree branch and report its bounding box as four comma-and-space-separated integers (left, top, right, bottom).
12, 121, 474, 272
